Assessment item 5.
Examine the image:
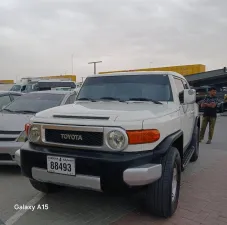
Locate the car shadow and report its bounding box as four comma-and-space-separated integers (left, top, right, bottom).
0, 164, 21, 175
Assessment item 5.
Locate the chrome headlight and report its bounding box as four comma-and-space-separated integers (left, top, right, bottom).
28, 124, 41, 143
106, 130, 127, 150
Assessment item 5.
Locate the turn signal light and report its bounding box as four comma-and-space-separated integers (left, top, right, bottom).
126, 129, 160, 144
25, 123, 31, 136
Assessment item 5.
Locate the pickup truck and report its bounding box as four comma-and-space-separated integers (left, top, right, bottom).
16, 71, 200, 218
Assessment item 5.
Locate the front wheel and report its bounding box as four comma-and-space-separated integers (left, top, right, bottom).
29, 179, 64, 194
145, 147, 181, 218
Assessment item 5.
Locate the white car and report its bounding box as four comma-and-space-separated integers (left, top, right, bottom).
0, 90, 77, 164
17, 71, 199, 218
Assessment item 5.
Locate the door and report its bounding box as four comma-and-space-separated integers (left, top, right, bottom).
182, 79, 195, 141
173, 78, 192, 148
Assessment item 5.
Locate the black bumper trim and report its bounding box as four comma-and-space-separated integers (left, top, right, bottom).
20, 130, 182, 190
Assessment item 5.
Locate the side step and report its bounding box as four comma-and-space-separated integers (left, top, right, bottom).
182, 146, 195, 169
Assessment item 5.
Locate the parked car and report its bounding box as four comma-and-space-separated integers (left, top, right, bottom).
9, 83, 26, 92
10, 80, 76, 93
0, 91, 24, 110
0, 90, 77, 164
17, 71, 199, 218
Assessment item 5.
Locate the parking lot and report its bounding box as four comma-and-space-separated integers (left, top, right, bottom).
1, 115, 227, 225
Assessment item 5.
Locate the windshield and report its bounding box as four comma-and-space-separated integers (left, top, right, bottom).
10, 85, 22, 92
77, 74, 173, 102
3, 93, 65, 114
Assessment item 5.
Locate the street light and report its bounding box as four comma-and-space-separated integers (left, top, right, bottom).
88, 61, 102, 74
81, 77, 86, 82
71, 54, 74, 75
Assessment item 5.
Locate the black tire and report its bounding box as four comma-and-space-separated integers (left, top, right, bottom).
190, 126, 199, 162
29, 179, 63, 194
145, 147, 181, 218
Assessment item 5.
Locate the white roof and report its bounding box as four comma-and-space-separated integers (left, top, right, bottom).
89, 71, 185, 79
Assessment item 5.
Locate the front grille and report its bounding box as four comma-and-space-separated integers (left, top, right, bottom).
0, 130, 21, 135
45, 129, 103, 146
0, 154, 12, 161
0, 138, 16, 141
0, 130, 21, 142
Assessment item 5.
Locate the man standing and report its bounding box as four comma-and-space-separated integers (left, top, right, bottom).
199, 87, 221, 144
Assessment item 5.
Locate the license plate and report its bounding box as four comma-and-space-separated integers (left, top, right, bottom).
47, 156, 75, 176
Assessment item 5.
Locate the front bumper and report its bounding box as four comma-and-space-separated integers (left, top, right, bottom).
20, 143, 163, 192
0, 141, 24, 164
15, 149, 21, 166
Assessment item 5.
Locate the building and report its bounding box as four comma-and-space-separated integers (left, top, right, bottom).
99, 64, 227, 88
0, 80, 14, 84
185, 67, 227, 88
99, 64, 206, 76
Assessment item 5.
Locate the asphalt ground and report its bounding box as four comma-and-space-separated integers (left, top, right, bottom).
0, 115, 227, 225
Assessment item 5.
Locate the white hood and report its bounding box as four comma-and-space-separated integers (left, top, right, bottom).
35, 101, 178, 122
0, 113, 34, 131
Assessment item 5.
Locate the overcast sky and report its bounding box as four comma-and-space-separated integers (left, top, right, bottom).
0, 0, 226, 82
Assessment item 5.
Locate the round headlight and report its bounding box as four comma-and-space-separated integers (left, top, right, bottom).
107, 130, 126, 150
28, 125, 41, 143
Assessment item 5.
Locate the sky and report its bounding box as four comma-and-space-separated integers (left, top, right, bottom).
0, 0, 227, 82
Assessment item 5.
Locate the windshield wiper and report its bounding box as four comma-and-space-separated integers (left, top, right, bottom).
77, 98, 96, 102
99, 97, 125, 102
129, 98, 162, 104
1, 109, 16, 113
13, 110, 37, 114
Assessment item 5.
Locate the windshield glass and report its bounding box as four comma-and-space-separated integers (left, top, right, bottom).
77, 74, 173, 102
10, 85, 22, 92
3, 93, 65, 113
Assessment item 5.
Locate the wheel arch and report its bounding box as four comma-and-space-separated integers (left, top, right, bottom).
197, 116, 200, 129
153, 130, 184, 161
171, 135, 184, 162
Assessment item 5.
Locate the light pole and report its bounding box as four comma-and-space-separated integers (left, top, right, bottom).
149, 62, 153, 68
88, 61, 102, 74
71, 54, 74, 75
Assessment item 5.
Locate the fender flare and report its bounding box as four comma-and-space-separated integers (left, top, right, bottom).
194, 116, 200, 131
153, 130, 183, 156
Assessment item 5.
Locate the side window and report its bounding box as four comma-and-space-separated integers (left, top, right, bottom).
70, 94, 76, 103
0, 95, 11, 109
174, 78, 185, 104
174, 78, 184, 94
21, 85, 26, 92
65, 94, 76, 104
182, 79, 189, 89
65, 97, 71, 104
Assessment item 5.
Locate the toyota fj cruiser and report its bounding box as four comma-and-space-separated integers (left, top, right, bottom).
17, 71, 200, 218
